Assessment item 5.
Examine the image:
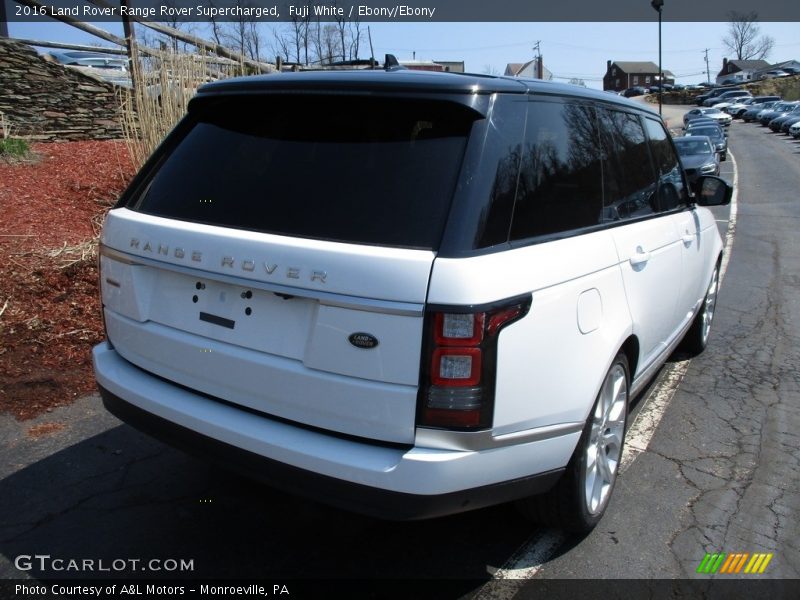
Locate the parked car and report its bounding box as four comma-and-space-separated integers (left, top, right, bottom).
673, 136, 720, 183
685, 125, 728, 160
780, 115, 800, 134
723, 98, 755, 115
683, 107, 732, 127
760, 70, 789, 79
742, 101, 778, 122
696, 86, 740, 106
703, 90, 752, 107
767, 104, 800, 131
46, 49, 127, 69
789, 121, 800, 139
727, 95, 782, 118
712, 101, 739, 112
759, 101, 800, 126
772, 108, 800, 134
622, 86, 647, 97
45, 49, 132, 88
93, 69, 732, 532
685, 119, 727, 139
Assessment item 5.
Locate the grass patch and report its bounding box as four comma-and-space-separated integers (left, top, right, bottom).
0, 137, 30, 158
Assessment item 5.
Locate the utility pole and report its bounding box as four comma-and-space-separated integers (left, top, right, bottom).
533, 40, 542, 79
368, 26, 375, 68
703, 48, 711, 84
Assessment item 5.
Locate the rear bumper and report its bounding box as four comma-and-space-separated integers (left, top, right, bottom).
94, 343, 574, 520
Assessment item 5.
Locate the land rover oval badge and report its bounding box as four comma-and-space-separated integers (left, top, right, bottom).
349, 332, 379, 349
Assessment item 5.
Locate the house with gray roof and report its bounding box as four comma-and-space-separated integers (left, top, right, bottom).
505, 58, 553, 81
715, 58, 771, 84
603, 60, 674, 92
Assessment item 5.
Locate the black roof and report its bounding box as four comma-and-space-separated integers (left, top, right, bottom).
196, 69, 658, 115
198, 69, 526, 95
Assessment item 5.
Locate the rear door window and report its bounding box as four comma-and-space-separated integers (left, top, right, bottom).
509, 101, 603, 240
642, 117, 688, 212
131, 95, 479, 249
597, 108, 658, 221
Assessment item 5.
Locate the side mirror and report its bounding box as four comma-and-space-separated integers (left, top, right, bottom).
693, 175, 732, 206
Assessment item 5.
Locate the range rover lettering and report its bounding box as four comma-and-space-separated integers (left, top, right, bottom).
94, 65, 731, 532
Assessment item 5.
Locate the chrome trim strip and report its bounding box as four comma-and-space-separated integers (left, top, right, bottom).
100, 245, 424, 317
415, 421, 583, 451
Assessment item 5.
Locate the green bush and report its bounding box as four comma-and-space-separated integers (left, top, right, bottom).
0, 137, 30, 158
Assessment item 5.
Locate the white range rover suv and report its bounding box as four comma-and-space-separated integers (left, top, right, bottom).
94, 67, 731, 532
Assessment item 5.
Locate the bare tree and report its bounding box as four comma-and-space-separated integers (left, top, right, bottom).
223, 1, 248, 58
207, 1, 224, 46
272, 28, 294, 64
218, 0, 264, 63
320, 23, 341, 64
285, 12, 311, 64
244, 20, 264, 62
723, 11, 775, 61
348, 15, 363, 60
333, 1, 347, 62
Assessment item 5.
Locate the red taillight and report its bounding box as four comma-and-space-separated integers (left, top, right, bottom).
433, 312, 484, 346
431, 347, 482, 386
418, 296, 531, 431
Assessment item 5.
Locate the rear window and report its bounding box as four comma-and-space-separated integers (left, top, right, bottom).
130, 95, 479, 249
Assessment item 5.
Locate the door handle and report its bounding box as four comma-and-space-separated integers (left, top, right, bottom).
629, 247, 651, 266
682, 233, 695, 245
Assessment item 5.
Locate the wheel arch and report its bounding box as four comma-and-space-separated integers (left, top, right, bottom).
619, 335, 640, 383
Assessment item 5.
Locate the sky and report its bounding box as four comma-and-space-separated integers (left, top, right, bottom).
7, 19, 800, 89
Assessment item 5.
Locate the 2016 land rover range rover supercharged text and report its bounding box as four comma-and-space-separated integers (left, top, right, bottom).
93, 67, 732, 532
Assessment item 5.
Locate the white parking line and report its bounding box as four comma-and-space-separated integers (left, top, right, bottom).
719, 150, 739, 282
473, 530, 565, 600
476, 151, 740, 593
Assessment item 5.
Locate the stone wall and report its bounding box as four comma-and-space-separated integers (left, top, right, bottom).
0, 38, 123, 141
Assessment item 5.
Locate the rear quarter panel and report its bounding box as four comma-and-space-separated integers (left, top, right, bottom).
427, 230, 633, 435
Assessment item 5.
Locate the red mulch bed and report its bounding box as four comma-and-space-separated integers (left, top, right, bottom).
0, 141, 135, 420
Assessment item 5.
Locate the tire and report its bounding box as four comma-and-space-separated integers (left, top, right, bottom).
720, 152, 727, 161
517, 353, 629, 533
680, 264, 720, 356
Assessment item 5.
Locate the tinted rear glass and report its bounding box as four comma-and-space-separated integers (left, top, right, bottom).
689, 127, 723, 140
131, 95, 478, 249
509, 102, 604, 240
598, 109, 657, 221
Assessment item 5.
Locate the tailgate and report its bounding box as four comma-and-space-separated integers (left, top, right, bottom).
100, 209, 434, 444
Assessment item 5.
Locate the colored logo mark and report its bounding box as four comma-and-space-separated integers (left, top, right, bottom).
697, 552, 773, 575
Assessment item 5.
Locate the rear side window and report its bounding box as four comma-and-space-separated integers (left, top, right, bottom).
597, 109, 657, 221
509, 102, 603, 240
131, 95, 479, 249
